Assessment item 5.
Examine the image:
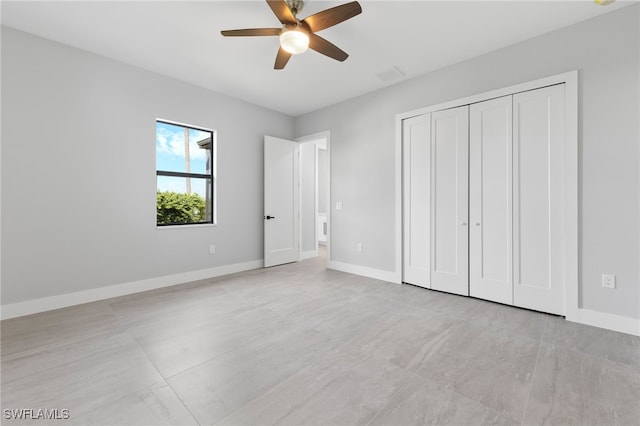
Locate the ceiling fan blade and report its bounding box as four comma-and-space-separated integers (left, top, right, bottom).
302, 1, 362, 33
274, 47, 293, 69
308, 33, 348, 62
266, 0, 297, 25
221, 28, 281, 37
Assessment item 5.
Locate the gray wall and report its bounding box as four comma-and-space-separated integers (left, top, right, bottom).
1, 27, 295, 304
3, 6, 639, 321
295, 6, 639, 319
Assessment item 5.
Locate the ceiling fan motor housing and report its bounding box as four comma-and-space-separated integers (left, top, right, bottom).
286, 0, 304, 16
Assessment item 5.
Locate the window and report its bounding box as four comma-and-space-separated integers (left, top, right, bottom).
156, 120, 215, 226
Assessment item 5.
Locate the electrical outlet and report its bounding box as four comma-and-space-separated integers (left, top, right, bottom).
601, 274, 615, 289
209, 245, 216, 254
356, 243, 362, 252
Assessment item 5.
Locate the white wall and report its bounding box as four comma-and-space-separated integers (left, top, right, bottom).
295, 6, 640, 320
1, 27, 295, 307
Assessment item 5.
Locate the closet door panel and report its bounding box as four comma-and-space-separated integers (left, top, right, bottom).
513, 84, 565, 315
430, 106, 469, 296
469, 96, 513, 305
402, 114, 430, 288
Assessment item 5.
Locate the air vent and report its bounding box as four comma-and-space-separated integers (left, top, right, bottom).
375, 66, 405, 82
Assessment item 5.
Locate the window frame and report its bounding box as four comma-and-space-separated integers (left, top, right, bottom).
155, 119, 217, 227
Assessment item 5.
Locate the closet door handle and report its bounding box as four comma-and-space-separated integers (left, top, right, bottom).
474, 222, 481, 226
460, 222, 467, 226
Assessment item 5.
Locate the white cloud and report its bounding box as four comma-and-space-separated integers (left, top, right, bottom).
156, 126, 208, 161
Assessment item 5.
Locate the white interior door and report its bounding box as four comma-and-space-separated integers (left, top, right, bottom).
430, 106, 469, 296
469, 95, 513, 305
402, 114, 430, 288
513, 85, 565, 315
264, 135, 299, 267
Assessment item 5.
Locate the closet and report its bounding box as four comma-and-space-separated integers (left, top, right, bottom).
402, 84, 566, 315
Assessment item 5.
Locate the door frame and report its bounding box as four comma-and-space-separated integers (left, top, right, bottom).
395, 70, 578, 321
296, 130, 331, 264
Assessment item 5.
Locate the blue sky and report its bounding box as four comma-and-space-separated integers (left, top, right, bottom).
156, 121, 211, 198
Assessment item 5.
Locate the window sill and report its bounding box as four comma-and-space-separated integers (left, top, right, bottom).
156, 223, 217, 230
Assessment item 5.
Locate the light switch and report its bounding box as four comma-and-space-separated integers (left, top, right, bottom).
336, 201, 343, 210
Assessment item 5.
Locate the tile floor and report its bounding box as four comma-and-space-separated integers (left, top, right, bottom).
2, 253, 639, 425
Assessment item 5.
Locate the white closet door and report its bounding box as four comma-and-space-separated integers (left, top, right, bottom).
402, 114, 431, 288
430, 106, 469, 296
513, 85, 565, 315
469, 95, 513, 305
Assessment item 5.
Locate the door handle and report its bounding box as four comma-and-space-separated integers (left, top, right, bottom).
460, 222, 467, 226
264, 215, 276, 220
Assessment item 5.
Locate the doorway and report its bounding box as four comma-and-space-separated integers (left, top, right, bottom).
297, 131, 330, 265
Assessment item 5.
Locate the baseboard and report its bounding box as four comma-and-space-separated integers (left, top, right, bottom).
300, 250, 318, 260
571, 308, 640, 336
5, 260, 637, 337
327, 260, 400, 284
327, 262, 639, 336
0, 259, 263, 320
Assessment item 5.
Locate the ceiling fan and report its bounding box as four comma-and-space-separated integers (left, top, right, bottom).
221, 0, 362, 70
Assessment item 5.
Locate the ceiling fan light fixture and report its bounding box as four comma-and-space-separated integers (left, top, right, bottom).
221, 0, 362, 69
279, 28, 309, 54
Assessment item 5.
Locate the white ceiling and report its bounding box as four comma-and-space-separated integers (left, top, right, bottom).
1, 0, 634, 116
